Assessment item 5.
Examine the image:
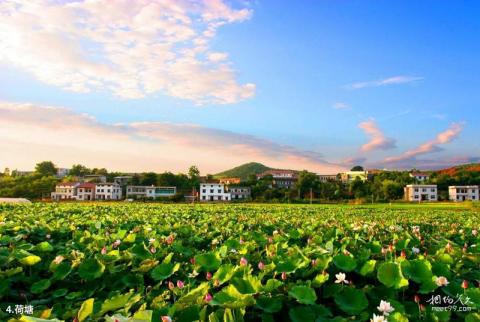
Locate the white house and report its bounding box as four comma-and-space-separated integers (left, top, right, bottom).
340, 171, 369, 183
317, 174, 338, 183
200, 183, 230, 201
95, 182, 122, 200
126, 186, 176, 199
51, 182, 80, 201
76, 183, 96, 201
404, 184, 437, 202
449, 186, 479, 202
228, 187, 251, 200
409, 172, 430, 182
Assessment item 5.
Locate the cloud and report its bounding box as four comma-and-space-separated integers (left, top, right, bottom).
333, 102, 350, 110
342, 157, 367, 167
358, 120, 396, 152
0, 102, 345, 174
383, 122, 464, 165
348, 76, 423, 89
0, 0, 255, 104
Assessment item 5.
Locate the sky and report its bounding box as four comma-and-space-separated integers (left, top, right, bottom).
1, 0, 479, 174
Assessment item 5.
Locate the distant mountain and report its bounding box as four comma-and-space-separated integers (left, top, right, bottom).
214, 162, 271, 181
435, 163, 480, 176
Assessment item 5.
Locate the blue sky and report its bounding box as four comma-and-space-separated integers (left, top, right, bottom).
0, 1, 479, 173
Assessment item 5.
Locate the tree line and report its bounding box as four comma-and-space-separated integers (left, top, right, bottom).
1, 162, 479, 202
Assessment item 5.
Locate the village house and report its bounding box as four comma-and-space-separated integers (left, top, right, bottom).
126, 186, 176, 199
257, 169, 298, 189
227, 186, 251, 200
200, 183, 230, 201
95, 182, 122, 200
404, 184, 438, 202
76, 183, 96, 201
317, 174, 338, 183
51, 182, 80, 201
340, 170, 370, 183
449, 186, 479, 202
409, 172, 430, 182
219, 177, 241, 185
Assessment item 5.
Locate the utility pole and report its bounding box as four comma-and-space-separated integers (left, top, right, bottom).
310, 187, 313, 204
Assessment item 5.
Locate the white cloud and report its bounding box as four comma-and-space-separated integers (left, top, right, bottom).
0, 0, 255, 104
333, 102, 350, 110
358, 120, 396, 152
349, 76, 423, 89
0, 101, 345, 174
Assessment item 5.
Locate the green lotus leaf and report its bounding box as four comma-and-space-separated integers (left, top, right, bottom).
402, 259, 433, 283
132, 259, 159, 273
210, 285, 255, 309
78, 258, 105, 280
288, 306, 316, 322
377, 262, 409, 289
52, 261, 72, 280
231, 275, 262, 294
334, 287, 368, 315
150, 262, 180, 281
359, 260, 376, 276
264, 279, 283, 293
174, 282, 209, 310
195, 252, 221, 271
256, 295, 283, 313
97, 291, 136, 316
288, 285, 317, 305
31, 279, 51, 294
212, 264, 235, 285
35, 241, 54, 252
333, 254, 357, 272
389, 312, 409, 322
312, 273, 329, 288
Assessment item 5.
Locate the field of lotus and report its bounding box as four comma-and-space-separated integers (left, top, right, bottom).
0, 203, 479, 322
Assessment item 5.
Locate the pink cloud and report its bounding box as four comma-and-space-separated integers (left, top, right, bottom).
384, 122, 464, 165
358, 120, 396, 152
0, 102, 345, 174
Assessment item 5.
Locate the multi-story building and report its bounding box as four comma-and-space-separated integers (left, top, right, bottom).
114, 176, 133, 186
404, 184, 437, 202
449, 186, 479, 202
51, 182, 80, 201
228, 187, 251, 200
409, 172, 430, 182
76, 183, 96, 201
126, 186, 176, 199
317, 174, 338, 183
340, 171, 369, 183
200, 183, 230, 201
219, 177, 241, 185
95, 182, 122, 200
257, 170, 298, 189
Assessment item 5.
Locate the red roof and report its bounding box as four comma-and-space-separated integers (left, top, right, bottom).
78, 183, 96, 188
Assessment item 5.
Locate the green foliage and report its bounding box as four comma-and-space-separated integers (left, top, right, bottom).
0, 203, 478, 321
214, 162, 271, 180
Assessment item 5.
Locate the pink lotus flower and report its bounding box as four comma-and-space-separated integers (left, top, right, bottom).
168, 281, 175, 290
204, 293, 213, 302
472, 229, 478, 236
461, 280, 469, 289
53, 255, 64, 264
258, 261, 265, 270
177, 280, 185, 289
161, 316, 172, 322
377, 300, 395, 316
190, 257, 195, 265
240, 257, 248, 266
214, 279, 220, 287
150, 246, 156, 253
281, 272, 287, 280
206, 272, 212, 280
101, 246, 107, 255
112, 239, 121, 248
311, 259, 318, 267
239, 238, 244, 244
435, 276, 449, 287
414, 295, 420, 303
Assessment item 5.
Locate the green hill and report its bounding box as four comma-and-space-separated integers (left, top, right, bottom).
214, 162, 271, 181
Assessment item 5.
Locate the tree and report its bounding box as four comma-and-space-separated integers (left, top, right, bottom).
141, 172, 158, 186
188, 166, 200, 188
69, 164, 91, 176
296, 170, 319, 198
35, 161, 57, 177
350, 165, 364, 171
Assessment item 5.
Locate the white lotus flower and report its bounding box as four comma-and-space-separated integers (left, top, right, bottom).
371, 314, 387, 322
335, 272, 349, 284
53, 255, 64, 264
377, 300, 395, 316
411, 247, 420, 254
149, 238, 155, 244
435, 276, 449, 287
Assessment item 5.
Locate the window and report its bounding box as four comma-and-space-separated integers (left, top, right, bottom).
414, 188, 418, 192
210, 189, 214, 193
430, 195, 435, 199
202, 189, 206, 193
414, 195, 419, 199
218, 189, 221, 193
202, 196, 206, 200
431, 189, 435, 192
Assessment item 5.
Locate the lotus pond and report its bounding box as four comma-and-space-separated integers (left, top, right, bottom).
0, 203, 479, 322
